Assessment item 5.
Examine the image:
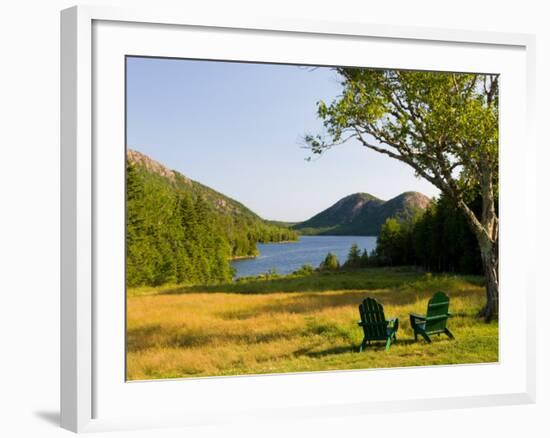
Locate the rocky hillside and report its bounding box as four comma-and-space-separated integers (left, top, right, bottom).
127, 149, 177, 182
127, 149, 264, 222
293, 191, 431, 236
126, 149, 298, 263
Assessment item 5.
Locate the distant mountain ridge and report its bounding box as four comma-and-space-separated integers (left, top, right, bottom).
293, 191, 431, 236
128, 149, 431, 239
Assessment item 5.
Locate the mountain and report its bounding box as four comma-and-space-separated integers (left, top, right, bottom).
293, 191, 431, 236
126, 149, 431, 286
128, 149, 264, 223
126, 149, 298, 286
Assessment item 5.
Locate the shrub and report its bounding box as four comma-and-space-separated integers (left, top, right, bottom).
319, 252, 340, 271
293, 264, 315, 276
262, 268, 280, 279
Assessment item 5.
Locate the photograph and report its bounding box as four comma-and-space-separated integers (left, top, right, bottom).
125, 56, 499, 381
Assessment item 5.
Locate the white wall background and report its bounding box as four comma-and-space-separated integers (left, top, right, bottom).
0, 1, 547, 436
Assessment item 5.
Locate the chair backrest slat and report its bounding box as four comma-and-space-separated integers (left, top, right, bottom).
358, 298, 387, 340
425, 291, 450, 332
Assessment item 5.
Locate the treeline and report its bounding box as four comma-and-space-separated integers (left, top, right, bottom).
310, 194, 485, 276
370, 194, 484, 274
317, 245, 369, 272
126, 162, 298, 287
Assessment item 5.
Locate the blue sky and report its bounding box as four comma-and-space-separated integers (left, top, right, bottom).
126, 57, 439, 222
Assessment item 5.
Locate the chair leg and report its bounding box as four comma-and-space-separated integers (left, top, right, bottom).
418, 330, 431, 343
444, 328, 455, 340
359, 338, 367, 352
410, 316, 421, 342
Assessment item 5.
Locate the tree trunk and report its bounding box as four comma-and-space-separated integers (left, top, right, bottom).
456, 169, 498, 322
477, 234, 499, 322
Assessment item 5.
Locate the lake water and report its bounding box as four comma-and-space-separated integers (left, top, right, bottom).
231, 235, 377, 278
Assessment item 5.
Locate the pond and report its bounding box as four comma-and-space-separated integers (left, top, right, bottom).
231, 235, 377, 278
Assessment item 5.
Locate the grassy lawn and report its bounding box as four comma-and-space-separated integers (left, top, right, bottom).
126, 268, 498, 380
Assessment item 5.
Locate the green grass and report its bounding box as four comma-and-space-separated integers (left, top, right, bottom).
126, 268, 497, 380
128, 267, 484, 296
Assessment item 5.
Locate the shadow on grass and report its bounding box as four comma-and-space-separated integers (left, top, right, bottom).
217, 288, 482, 320
126, 324, 162, 352
295, 338, 422, 358
128, 314, 362, 352
127, 325, 305, 352
219, 290, 369, 319
301, 345, 357, 358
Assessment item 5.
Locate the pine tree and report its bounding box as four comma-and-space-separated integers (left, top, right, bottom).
344, 243, 362, 268
360, 249, 369, 268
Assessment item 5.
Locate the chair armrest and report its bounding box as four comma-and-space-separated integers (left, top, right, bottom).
409, 313, 426, 321
358, 320, 364, 326
447, 312, 453, 317
387, 318, 399, 329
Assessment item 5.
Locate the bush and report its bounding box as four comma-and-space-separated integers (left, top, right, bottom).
262, 268, 280, 280
319, 252, 340, 271
292, 264, 315, 276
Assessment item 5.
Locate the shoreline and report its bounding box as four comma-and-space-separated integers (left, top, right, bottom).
230, 239, 300, 261
230, 254, 258, 261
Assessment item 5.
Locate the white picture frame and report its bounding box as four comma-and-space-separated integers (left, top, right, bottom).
60, 4, 537, 433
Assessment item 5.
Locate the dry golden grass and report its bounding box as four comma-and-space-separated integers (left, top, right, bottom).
127, 270, 498, 380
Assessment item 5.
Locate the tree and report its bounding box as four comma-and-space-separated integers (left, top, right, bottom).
360, 249, 370, 267
306, 69, 499, 321
377, 218, 403, 266
345, 243, 362, 268
371, 194, 483, 275
320, 252, 340, 271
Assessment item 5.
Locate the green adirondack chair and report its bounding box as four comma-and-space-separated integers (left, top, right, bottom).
358, 297, 399, 351
409, 291, 454, 343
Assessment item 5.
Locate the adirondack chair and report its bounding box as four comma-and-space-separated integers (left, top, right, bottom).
358, 297, 399, 351
409, 291, 454, 343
